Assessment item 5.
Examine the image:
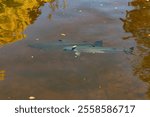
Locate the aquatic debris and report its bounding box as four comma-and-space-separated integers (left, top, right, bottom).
36, 38, 39, 41
83, 78, 86, 81
114, 7, 118, 10
99, 85, 102, 89
100, 4, 103, 7
61, 33, 66, 36
78, 10, 82, 13
29, 96, 35, 100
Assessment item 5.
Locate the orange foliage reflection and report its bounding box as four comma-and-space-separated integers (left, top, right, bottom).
122, 0, 150, 97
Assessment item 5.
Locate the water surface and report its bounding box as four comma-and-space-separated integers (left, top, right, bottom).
0, 0, 149, 99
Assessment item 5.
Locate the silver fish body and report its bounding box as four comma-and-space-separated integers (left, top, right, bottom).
28, 40, 134, 56
28, 40, 92, 51
63, 45, 134, 56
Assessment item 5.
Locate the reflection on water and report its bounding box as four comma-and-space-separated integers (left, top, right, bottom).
0, 0, 58, 46
122, 0, 150, 96
49, 0, 67, 11
47, 0, 67, 19
0, 70, 5, 80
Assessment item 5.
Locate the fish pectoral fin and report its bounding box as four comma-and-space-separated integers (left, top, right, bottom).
75, 51, 80, 57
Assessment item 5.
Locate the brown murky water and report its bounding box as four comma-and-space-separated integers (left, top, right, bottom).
0, 0, 149, 99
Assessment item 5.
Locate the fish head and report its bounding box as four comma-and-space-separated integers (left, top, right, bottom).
64, 45, 81, 57
63, 45, 77, 52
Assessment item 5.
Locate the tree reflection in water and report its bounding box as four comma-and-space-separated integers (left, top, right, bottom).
0, 0, 59, 46
49, 0, 67, 11
121, 0, 150, 97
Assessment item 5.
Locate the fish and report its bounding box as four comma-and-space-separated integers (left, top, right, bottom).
28, 40, 92, 51
63, 41, 134, 57
28, 40, 134, 57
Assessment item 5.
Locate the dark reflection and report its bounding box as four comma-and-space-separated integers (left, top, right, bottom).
0, 0, 59, 46
121, 0, 150, 97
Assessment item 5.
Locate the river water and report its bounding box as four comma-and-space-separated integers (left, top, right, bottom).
0, 0, 149, 99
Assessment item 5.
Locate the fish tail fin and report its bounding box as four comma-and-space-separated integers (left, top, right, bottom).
124, 47, 134, 54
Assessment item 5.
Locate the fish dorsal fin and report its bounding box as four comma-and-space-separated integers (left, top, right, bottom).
93, 41, 103, 47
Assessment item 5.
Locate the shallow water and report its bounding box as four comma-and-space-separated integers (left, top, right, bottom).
0, 0, 149, 99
